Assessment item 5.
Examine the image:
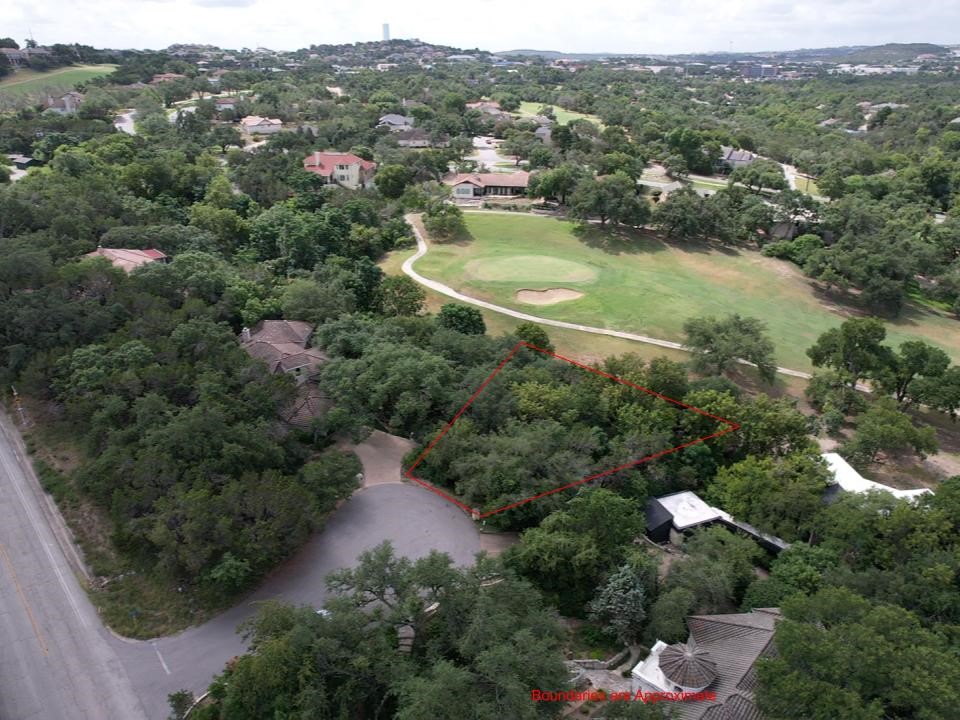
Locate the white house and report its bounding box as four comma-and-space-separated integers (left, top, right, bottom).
822, 452, 933, 502
240, 115, 282, 134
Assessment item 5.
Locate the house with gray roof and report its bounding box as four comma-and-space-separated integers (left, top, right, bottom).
377, 113, 415, 132
240, 320, 327, 384
716, 146, 757, 173
632, 608, 781, 719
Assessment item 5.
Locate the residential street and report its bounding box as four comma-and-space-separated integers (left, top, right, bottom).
0, 417, 480, 719
0, 412, 147, 720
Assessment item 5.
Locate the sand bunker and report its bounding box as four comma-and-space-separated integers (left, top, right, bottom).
515, 288, 585, 305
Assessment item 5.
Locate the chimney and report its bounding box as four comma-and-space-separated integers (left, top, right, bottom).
241, 327, 251, 342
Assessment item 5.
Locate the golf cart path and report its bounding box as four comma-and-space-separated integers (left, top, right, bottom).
402, 213, 813, 381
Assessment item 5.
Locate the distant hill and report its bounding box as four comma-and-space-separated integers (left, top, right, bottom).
498, 49, 655, 60
499, 42, 949, 65
829, 43, 948, 64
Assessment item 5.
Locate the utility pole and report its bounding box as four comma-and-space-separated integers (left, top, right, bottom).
10, 386, 28, 427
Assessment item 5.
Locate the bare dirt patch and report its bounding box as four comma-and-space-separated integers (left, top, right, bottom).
515, 287, 585, 305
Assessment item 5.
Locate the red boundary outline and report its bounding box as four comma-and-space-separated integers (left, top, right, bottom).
404, 342, 740, 519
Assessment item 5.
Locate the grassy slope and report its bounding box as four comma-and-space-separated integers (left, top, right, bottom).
517, 101, 603, 127
0, 65, 117, 98
378, 243, 689, 367
409, 213, 960, 372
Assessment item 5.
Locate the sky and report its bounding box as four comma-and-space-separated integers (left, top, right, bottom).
2, 0, 957, 55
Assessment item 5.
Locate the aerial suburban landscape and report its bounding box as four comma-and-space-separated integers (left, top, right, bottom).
2, 1, 960, 718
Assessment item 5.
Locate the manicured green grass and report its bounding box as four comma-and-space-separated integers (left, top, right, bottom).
411, 213, 960, 371
378, 244, 689, 367
517, 101, 603, 127
795, 176, 821, 195
0, 65, 116, 98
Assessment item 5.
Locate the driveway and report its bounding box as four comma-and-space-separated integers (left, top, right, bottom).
114, 480, 480, 718
114, 110, 137, 135
0, 420, 480, 720
467, 136, 521, 172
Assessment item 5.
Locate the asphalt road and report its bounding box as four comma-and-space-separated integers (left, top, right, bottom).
0, 416, 480, 719
0, 413, 147, 720
114, 481, 481, 719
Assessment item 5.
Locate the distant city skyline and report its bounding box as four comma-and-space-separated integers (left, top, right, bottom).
1, 0, 957, 55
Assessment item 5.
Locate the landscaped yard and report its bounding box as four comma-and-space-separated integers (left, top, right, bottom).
0, 64, 117, 99
517, 101, 603, 127
409, 213, 960, 372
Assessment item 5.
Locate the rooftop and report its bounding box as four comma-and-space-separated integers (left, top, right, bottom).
84, 247, 167, 273
446, 171, 530, 188
822, 452, 933, 502
303, 151, 377, 175
654, 491, 724, 530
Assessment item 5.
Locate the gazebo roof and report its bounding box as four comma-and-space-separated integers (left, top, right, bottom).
659, 638, 718, 689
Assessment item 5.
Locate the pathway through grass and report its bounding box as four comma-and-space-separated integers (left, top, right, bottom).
412, 213, 960, 371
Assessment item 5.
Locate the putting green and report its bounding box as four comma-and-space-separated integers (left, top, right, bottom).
465, 255, 597, 283
413, 213, 960, 372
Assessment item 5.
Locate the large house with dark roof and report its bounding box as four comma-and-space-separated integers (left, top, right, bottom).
716, 146, 757, 173
632, 608, 781, 720
240, 320, 327, 384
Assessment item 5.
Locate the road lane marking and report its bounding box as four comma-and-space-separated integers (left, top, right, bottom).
0, 542, 49, 655
0, 426, 88, 627
152, 642, 171, 675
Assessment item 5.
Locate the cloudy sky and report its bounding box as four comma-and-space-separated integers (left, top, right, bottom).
2, 0, 957, 54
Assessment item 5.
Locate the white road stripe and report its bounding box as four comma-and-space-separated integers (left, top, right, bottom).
152, 643, 172, 675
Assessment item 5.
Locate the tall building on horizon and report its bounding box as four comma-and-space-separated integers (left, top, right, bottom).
382, 23, 390, 41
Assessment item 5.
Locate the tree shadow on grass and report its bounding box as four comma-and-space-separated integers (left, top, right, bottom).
572, 223, 666, 256
432, 226, 477, 248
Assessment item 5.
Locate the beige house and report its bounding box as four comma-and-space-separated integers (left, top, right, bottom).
302, 151, 377, 189
447, 171, 529, 199
240, 115, 283, 134
45, 91, 84, 115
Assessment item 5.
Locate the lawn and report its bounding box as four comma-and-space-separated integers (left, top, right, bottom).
794, 176, 822, 195
0, 64, 117, 99
378, 243, 689, 367
517, 101, 603, 127
409, 213, 960, 372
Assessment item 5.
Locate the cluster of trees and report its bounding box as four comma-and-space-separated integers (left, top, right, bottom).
804, 317, 957, 465
744, 480, 960, 719
193, 543, 572, 720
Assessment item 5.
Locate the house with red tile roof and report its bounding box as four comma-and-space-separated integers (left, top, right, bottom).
302, 151, 377, 189
84, 247, 168, 273
446, 171, 529, 199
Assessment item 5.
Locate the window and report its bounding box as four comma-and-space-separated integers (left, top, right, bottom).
336, 164, 349, 170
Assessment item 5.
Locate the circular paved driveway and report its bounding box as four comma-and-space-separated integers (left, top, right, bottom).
108, 442, 480, 719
